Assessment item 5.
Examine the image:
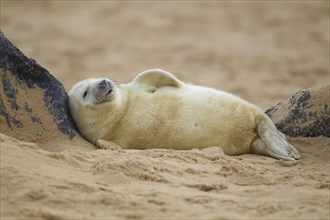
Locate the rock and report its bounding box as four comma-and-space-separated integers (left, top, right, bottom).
0, 31, 78, 144
266, 85, 330, 137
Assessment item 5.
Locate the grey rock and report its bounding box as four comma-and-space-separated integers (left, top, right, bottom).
266, 85, 330, 137
0, 31, 76, 142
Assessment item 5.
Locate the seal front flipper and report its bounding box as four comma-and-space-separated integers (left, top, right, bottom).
96, 139, 123, 150
132, 69, 183, 88
252, 115, 301, 160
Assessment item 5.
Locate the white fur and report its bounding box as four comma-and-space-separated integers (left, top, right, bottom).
68, 69, 300, 160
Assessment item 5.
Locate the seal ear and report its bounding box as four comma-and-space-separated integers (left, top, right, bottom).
133, 69, 182, 88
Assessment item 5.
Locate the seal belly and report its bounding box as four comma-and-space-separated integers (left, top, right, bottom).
114, 84, 258, 155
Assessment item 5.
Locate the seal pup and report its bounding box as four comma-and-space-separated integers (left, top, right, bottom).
69, 69, 300, 160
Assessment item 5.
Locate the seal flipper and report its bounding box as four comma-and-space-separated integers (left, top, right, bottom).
252, 115, 301, 160
250, 138, 271, 157
96, 139, 123, 150
133, 69, 183, 88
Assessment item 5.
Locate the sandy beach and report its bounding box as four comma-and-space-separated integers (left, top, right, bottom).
1, 1, 329, 219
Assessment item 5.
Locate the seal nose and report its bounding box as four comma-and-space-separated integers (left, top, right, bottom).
98, 79, 110, 90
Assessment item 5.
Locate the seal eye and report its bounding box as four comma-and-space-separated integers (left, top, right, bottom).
83, 90, 88, 98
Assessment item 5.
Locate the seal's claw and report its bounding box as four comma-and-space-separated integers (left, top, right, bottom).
287, 143, 301, 160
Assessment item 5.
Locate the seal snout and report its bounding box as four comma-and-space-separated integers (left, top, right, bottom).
94, 79, 114, 103
98, 79, 111, 90
97, 79, 113, 94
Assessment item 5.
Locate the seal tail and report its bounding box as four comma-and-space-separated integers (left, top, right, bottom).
251, 114, 300, 160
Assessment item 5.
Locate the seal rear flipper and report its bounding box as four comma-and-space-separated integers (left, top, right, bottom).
253, 115, 301, 160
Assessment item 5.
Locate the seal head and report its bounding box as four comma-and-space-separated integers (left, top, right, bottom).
68, 78, 127, 142
70, 78, 115, 106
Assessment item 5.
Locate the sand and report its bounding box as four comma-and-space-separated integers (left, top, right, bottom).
1, 134, 329, 219
1, 1, 329, 219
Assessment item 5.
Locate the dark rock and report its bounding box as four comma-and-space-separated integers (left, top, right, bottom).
266, 85, 330, 137
0, 31, 77, 143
